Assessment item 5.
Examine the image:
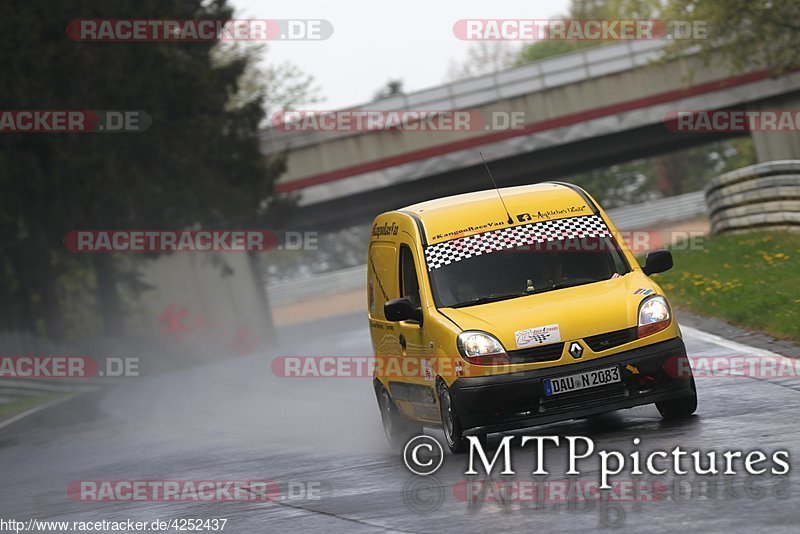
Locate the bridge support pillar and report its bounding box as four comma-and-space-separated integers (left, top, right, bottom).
749, 92, 800, 161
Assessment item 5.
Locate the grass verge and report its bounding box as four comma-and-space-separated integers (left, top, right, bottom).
651, 231, 800, 343
0, 392, 72, 424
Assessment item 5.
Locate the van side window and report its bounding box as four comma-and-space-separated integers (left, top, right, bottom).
368, 242, 398, 319
399, 245, 421, 308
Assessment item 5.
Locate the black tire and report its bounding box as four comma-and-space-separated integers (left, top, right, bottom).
656, 377, 698, 419
378, 387, 422, 451
437, 382, 486, 454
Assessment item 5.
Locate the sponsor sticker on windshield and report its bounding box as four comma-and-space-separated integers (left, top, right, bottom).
515, 323, 561, 348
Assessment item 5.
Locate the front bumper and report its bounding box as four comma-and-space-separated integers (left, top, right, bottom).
450, 337, 694, 436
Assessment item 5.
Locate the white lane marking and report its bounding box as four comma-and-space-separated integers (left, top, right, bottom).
0, 396, 73, 431
682, 325, 782, 358
683, 326, 800, 389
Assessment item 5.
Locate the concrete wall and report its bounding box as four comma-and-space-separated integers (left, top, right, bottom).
750, 94, 800, 162
128, 252, 273, 358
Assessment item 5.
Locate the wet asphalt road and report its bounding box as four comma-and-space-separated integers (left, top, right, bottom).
1, 311, 799, 533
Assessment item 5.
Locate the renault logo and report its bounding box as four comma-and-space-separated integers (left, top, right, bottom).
569, 341, 584, 359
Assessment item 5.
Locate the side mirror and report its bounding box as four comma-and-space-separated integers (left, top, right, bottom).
384, 297, 423, 324
642, 250, 673, 276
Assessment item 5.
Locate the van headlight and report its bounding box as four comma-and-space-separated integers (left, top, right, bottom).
637, 295, 671, 338
457, 331, 510, 365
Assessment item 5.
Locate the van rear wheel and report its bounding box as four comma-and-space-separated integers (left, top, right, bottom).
379, 387, 422, 450
437, 382, 486, 454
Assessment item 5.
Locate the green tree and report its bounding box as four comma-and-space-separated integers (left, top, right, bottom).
448, 42, 517, 81
516, 40, 595, 65
214, 41, 321, 120
571, 138, 756, 206
570, 0, 662, 19
373, 80, 404, 100
516, 0, 665, 66
663, 0, 800, 74
0, 0, 288, 339
511, 0, 758, 203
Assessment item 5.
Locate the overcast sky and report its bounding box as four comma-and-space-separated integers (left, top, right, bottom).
230, 0, 570, 110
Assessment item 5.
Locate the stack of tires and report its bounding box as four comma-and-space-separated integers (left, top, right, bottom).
706, 160, 800, 235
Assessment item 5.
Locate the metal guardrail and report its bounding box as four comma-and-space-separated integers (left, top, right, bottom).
706, 160, 800, 234
605, 191, 706, 230
0, 332, 135, 408
266, 190, 708, 305
261, 40, 667, 154
268, 264, 367, 305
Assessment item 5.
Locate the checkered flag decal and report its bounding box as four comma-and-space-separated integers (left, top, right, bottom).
425, 214, 611, 271
529, 333, 550, 344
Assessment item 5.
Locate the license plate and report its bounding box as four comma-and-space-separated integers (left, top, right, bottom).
543, 366, 621, 396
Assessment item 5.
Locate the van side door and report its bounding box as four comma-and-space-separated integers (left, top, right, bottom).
391, 240, 439, 423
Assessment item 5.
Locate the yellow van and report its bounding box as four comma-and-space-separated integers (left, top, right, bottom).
368, 182, 697, 453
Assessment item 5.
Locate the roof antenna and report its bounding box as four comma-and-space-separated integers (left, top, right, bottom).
479, 152, 514, 225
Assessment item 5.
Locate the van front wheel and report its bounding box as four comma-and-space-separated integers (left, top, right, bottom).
656, 377, 698, 419
437, 382, 486, 454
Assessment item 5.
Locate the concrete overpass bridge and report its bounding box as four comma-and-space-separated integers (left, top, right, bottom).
262, 40, 800, 230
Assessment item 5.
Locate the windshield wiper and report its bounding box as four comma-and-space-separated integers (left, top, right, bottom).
449, 293, 525, 308
448, 279, 602, 308
549, 279, 598, 290
524, 278, 599, 295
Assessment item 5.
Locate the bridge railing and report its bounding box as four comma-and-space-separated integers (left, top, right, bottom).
261, 40, 667, 154
706, 160, 800, 235
266, 190, 707, 305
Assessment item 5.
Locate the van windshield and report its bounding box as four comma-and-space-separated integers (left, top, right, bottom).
428, 235, 630, 308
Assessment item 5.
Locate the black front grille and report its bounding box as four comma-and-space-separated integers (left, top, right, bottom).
585, 327, 637, 352
508, 343, 564, 363
540, 383, 629, 412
